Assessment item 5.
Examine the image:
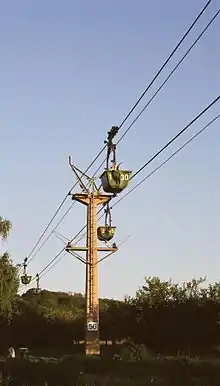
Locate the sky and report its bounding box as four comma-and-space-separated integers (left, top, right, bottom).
0, 0, 220, 300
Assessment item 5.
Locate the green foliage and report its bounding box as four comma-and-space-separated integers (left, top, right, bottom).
0, 253, 19, 318
0, 213, 219, 383
0, 275, 218, 361
0, 217, 19, 320
132, 277, 220, 355
22, 289, 85, 321
1, 227, 220, 361
0, 217, 11, 240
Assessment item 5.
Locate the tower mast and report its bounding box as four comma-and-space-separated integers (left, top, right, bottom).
66, 127, 131, 355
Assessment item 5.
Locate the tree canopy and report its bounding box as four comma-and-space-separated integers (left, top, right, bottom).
0, 216, 19, 319
0, 275, 218, 358
0, 215, 220, 359
0, 217, 12, 240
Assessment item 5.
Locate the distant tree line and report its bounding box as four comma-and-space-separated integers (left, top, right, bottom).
1, 216, 220, 358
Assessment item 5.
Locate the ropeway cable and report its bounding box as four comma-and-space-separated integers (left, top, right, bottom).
29, 98, 220, 281
24, 0, 212, 265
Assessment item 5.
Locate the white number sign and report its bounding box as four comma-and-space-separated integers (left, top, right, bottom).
87, 322, 98, 331
120, 173, 129, 181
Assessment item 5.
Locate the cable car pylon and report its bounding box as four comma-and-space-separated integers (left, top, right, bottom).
65, 127, 132, 356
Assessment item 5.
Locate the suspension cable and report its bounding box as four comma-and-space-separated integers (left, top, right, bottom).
117, 0, 212, 129
39, 234, 130, 283
27, 203, 74, 265
37, 248, 65, 277
86, 8, 219, 183
57, 94, 220, 244
29, 102, 220, 282
116, 10, 219, 146
112, 113, 220, 209
25, 147, 106, 263
24, 1, 211, 264
40, 253, 68, 280
31, 112, 220, 284
131, 95, 220, 180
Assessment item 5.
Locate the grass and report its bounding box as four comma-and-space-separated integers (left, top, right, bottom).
0, 355, 220, 385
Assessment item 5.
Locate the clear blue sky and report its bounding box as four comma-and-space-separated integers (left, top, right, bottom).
1, 0, 220, 299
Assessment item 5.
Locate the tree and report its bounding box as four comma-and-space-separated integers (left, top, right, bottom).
131, 276, 220, 356
0, 217, 12, 240
0, 217, 19, 318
